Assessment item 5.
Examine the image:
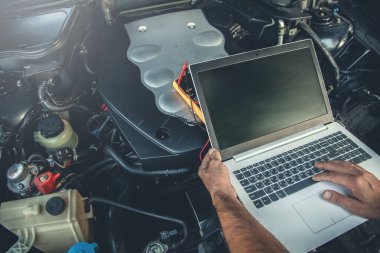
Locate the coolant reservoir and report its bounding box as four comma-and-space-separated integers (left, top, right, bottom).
34, 114, 78, 153
0, 189, 93, 253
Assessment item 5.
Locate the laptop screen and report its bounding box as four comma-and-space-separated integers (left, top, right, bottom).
197, 47, 328, 150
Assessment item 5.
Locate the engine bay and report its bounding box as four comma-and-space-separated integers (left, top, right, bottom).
1, 0, 380, 252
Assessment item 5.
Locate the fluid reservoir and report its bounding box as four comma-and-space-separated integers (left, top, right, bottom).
0, 190, 93, 253
34, 114, 78, 153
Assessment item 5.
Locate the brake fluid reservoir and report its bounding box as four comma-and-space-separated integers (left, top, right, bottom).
34, 114, 78, 153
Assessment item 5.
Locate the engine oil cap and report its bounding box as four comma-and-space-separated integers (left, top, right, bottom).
67, 242, 98, 253
46, 196, 66, 216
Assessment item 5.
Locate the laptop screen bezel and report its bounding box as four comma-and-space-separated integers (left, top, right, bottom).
189, 39, 334, 161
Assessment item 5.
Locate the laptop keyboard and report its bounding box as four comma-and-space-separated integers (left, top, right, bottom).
233, 131, 372, 209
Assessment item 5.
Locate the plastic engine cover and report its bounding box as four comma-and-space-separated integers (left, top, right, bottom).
125, 9, 228, 123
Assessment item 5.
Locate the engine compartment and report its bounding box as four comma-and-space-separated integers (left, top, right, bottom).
1, 0, 380, 252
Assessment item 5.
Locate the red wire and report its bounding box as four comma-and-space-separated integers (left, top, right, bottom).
199, 139, 210, 161
176, 60, 199, 105
177, 60, 188, 85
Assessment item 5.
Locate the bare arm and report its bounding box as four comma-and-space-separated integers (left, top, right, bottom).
198, 148, 288, 253
313, 161, 380, 219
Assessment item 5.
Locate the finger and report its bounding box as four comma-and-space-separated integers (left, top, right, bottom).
209, 148, 222, 162
207, 150, 223, 172
199, 148, 218, 170
314, 161, 361, 175
322, 190, 363, 214
312, 171, 355, 190
350, 163, 366, 174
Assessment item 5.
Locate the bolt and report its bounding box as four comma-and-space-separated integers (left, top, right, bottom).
138, 25, 147, 32
187, 22, 196, 29
40, 175, 48, 182
17, 184, 24, 190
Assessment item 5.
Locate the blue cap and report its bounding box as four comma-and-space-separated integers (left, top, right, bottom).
67, 242, 98, 253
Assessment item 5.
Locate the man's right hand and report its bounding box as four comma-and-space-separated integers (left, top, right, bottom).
313, 161, 380, 219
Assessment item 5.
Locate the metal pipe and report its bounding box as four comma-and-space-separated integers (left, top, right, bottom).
258, 18, 275, 40
277, 20, 285, 45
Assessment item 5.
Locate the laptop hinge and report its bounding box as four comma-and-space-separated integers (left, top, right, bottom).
233, 125, 328, 163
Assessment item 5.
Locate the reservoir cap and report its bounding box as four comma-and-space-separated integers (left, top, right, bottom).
67, 242, 98, 253
46, 196, 66, 216
39, 114, 64, 138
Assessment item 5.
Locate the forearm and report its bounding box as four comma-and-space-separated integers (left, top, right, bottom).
213, 192, 288, 253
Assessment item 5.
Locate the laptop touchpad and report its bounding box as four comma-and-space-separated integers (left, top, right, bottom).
293, 192, 351, 234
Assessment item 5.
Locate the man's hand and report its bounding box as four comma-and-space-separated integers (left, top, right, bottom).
313, 161, 380, 219
199, 149, 289, 253
198, 148, 237, 203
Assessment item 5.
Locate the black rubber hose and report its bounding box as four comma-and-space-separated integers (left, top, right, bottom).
88, 197, 188, 249
17, 107, 41, 132
106, 184, 131, 253
89, 162, 117, 181
79, 158, 114, 176
75, 146, 99, 163
38, 83, 75, 112
80, 52, 97, 75
298, 22, 340, 85
58, 158, 114, 190
14, 107, 42, 159
79, 31, 97, 75
104, 146, 190, 177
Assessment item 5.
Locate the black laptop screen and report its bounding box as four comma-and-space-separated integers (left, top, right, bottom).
198, 47, 328, 150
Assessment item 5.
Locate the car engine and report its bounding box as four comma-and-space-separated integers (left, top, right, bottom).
1, 0, 380, 252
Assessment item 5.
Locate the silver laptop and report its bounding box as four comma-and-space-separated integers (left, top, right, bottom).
189, 39, 380, 253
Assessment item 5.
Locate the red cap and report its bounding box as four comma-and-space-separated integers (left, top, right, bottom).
100, 103, 109, 112
34, 171, 60, 195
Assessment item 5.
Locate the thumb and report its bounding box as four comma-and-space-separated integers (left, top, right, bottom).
322, 190, 362, 212
209, 148, 222, 162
